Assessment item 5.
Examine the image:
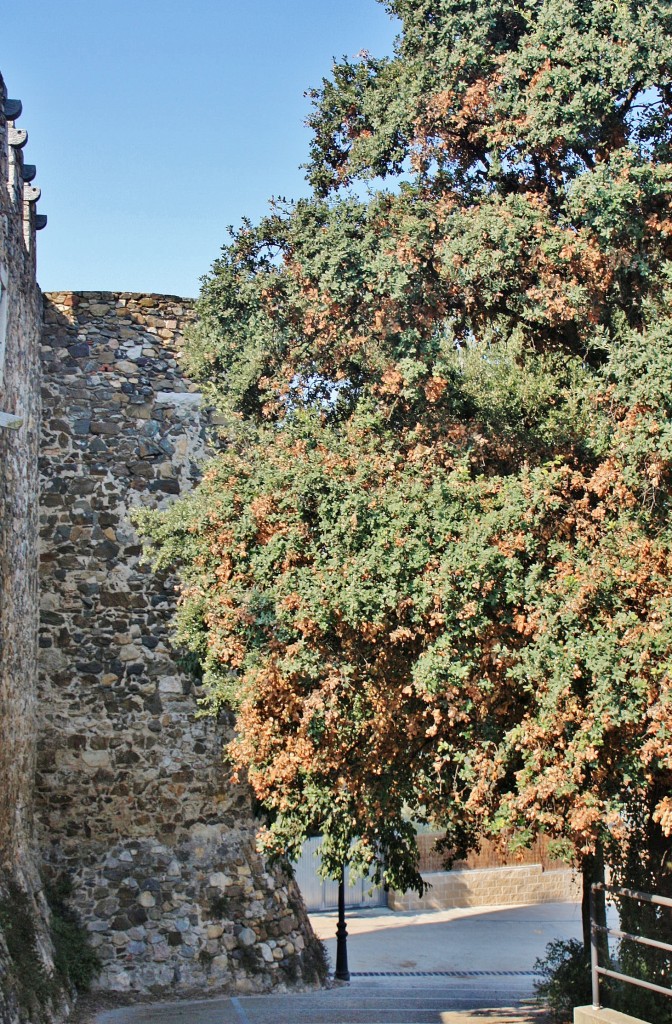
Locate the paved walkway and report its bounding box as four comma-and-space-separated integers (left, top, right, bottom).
94, 979, 551, 1024
90, 902, 580, 1024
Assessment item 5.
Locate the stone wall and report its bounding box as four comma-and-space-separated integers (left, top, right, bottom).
0, 75, 62, 1024
389, 864, 581, 912
386, 833, 580, 913
36, 292, 325, 996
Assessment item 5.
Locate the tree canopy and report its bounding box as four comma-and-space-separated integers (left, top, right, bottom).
137, 0, 672, 933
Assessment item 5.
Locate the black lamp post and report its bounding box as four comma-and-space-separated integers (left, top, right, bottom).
335, 864, 350, 981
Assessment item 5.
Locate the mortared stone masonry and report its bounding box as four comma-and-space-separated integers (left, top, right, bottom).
35, 291, 324, 996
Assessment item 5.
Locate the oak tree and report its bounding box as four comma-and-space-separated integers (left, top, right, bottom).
138, 3, 672, 988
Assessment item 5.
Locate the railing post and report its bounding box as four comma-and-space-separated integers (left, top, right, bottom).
590, 883, 601, 1009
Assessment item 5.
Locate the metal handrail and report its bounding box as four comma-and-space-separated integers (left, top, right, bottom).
590, 882, 672, 1009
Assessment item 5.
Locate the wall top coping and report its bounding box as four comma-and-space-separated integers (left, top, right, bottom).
574, 1006, 651, 1024
420, 863, 548, 877
43, 291, 194, 303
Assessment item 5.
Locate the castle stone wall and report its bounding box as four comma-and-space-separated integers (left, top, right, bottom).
37, 292, 323, 996
0, 74, 42, 896
0, 75, 62, 1024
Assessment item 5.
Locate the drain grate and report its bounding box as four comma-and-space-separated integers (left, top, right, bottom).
350, 969, 540, 978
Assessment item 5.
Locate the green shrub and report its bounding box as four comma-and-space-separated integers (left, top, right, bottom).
300, 936, 330, 984
612, 938, 672, 1024
0, 881, 58, 1020
534, 939, 592, 1023
46, 877, 101, 993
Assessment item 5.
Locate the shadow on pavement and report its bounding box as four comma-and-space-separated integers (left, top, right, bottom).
440, 1012, 551, 1023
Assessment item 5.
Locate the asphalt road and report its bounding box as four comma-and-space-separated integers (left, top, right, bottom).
311, 902, 584, 976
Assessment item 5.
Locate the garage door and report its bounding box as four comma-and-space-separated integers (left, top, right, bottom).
294, 836, 387, 912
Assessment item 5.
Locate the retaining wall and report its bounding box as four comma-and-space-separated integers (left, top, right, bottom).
389, 864, 580, 911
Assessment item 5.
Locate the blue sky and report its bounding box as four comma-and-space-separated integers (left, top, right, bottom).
3, 1, 398, 298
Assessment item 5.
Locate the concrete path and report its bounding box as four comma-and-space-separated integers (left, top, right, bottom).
91, 902, 580, 1024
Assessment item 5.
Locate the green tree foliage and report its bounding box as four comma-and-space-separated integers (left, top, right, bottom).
138, 2, 672, 985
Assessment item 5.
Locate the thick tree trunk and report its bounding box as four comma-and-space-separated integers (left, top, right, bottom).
581, 843, 606, 962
